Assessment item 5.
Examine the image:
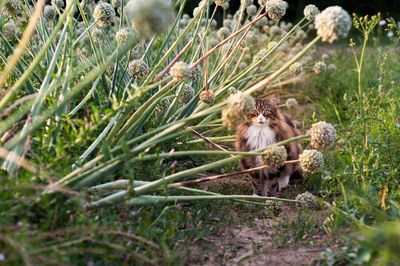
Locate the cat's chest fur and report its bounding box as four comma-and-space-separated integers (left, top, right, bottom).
245, 124, 276, 151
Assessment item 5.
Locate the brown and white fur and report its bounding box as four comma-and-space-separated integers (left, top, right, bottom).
235, 96, 304, 196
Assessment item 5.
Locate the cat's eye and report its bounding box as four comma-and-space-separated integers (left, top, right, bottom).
251, 110, 258, 116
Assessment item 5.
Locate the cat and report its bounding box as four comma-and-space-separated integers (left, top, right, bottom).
235, 95, 304, 197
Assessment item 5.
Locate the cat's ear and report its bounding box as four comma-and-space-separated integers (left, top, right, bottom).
269, 94, 280, 106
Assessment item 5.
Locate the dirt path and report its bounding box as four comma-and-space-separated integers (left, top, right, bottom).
184, 179, 341, 265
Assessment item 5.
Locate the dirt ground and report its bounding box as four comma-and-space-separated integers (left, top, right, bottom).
183, 178, 343, 266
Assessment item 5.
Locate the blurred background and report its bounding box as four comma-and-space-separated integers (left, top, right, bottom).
184, 0, 400, 22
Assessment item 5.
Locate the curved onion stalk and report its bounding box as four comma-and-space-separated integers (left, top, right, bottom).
89, 195, 297, 209
78, 135, 310, 206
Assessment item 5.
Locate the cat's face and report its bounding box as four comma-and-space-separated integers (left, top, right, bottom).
246, 98, 279, 126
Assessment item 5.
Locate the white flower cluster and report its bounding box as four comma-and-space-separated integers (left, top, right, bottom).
265, 0, 287, 20
125, 0, 175, 37
295, 191, 317, 209
260, 145, 288, 168
315, 6, 351, 43
299, 149, 324, 173
93, 2, 115, 27
170, 62, 190, 82
309, 121, 337, 148
303, 4, 320, 21
128, 59, 149, 80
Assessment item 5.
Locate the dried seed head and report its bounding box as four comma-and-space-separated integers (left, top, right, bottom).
303, 4, 320, 21
299, 149, 324, 173
189, 65, 202, 82
265, 0, 287, 20
170, 62, 190, 82
93, 2, 115, 27
125, 0, 175, 37
2, 0, 21, 17
246, 4, 257, 17
221, 2, 229, 10
199, 90, 216, 104
221, 108, 245, 130
265, 200, 284, 216
315, 6, 351, 43
309, 121, 337, 148
116, 28, 129, 45
260, 145, 287, 168
314, 61, 326, 74
178, 84, 195, 104
285, 98, 298, 110
128, 59, 149, 79
217, 27, 230, 41
295, 191, 317, 209
289, 62, 303, 75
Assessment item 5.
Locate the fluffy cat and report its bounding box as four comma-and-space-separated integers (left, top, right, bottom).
235, 96, 304, 196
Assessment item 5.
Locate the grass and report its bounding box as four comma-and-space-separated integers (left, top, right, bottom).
1, 0, 400, 264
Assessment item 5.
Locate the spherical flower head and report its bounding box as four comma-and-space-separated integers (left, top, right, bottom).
255, 17, 268, 28
125, 0, 175, 38
228, 87, 237, 95
157, 98, 171, 114
189, 65, 201, 82
253, 49, 268, 65
128, 59, 149, 79
296, 29, 307, 40
112, 0, 121, 9
210, 38, 219, 48
2, 0, 20, 17
264, 199, 283, 216
314, 61, 326, 74
260, 145, 287, 168
268, 41, 277, 50
295, 191, 316, 209
270, 25, 282, 36
44, 5, 56, 21
178, 84, 195, 104
241, 0, 253, 7
309, 121, 337, 148
246, 4, 257, 17
221, 108, 245, 131
227, 91, 255, 116
3, 21, 17, 38
315, 6, 351, 43
214, 0, 230, 7
91, 27, 103, 39
299, 149, 324, 174
170, 62, 190, 82
239, 62, 247, 70
246, 32, 259, 45
289, 62, 303, 75
223, 19, 233, 29
52, 0, 64, 10
217, 27, 230, 41
221, 2, 229, 10
322, 53, 329, 62
265, 0, 287, 20
116, 28, 129, 45
200, 90, 216, 104
285, 98, 298, 110
93, 2, 115, 27
328, 63, 336, 71
258, 0, 267, 6
303, 4, 319, 21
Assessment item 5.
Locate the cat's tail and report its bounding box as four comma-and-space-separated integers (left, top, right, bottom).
289, 169, 305, 184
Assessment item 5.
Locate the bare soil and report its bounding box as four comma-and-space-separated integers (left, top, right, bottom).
183, 179, 343, 266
